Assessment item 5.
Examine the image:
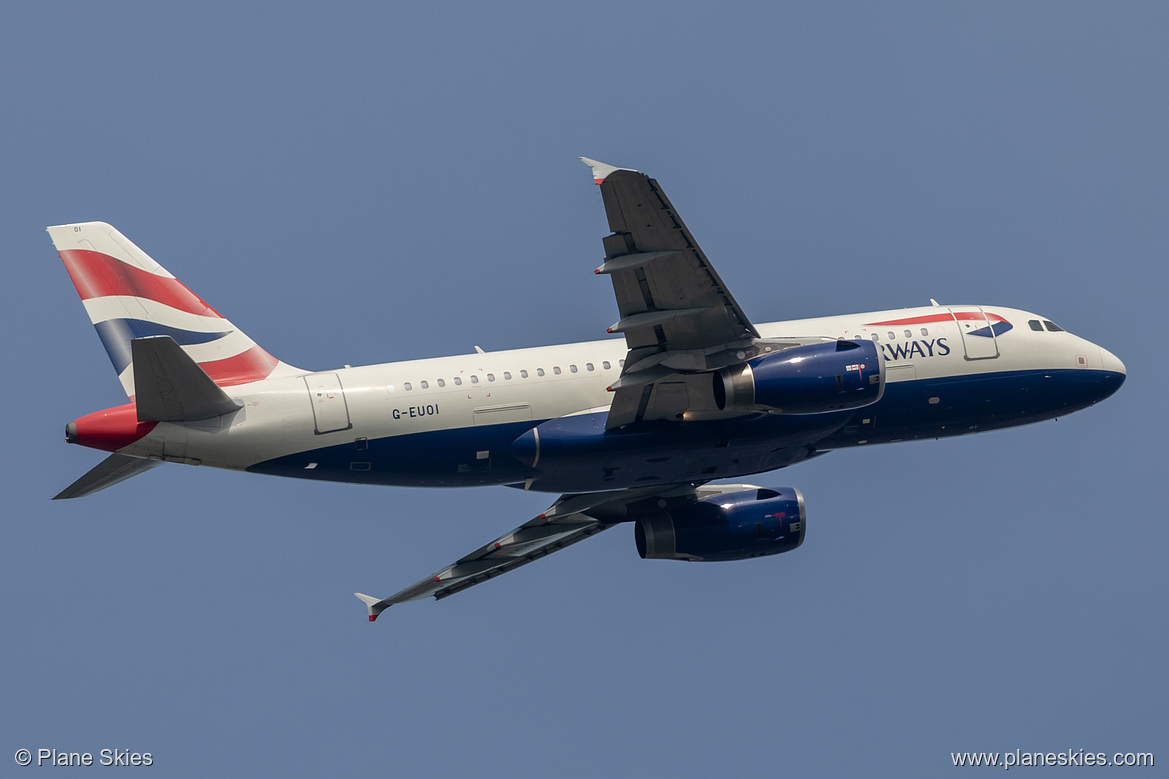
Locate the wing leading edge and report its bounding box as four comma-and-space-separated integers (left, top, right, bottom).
355, 505, 612, 621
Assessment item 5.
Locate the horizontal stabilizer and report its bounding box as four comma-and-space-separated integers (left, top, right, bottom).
132, 336, 243, 422
53, 453, 161, 500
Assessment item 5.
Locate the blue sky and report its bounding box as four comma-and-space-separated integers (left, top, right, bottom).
3, 2, 1165, 775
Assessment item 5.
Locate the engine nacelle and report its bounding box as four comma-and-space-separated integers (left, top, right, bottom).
714, 340, 884, 414
635, 488, 806, 562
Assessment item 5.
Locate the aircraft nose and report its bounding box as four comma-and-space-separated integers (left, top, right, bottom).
1099, 346, 1126, 378
1088, 345, 1126, 406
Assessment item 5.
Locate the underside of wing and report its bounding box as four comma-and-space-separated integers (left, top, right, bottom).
354, 484, 718, 620
581, 159, 807, 429
586, 160, 759, 355
356, 514, 609, 620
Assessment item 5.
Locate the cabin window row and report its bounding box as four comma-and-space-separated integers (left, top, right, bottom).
387, 359, 624, 393
838, 327, 935, 342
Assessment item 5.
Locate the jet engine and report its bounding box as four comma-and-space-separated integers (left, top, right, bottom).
714, 340, 883, 414
635, 487, 805, 562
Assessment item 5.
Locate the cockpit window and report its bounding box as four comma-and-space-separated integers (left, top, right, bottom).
1029, 320, 1043, 332
1043, 320, 1065, 332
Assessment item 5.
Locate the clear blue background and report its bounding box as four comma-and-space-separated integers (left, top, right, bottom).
2, 2, 1163, 775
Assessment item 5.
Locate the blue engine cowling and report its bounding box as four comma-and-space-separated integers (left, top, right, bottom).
714, 340, 884, 414
635, 487, 806, 562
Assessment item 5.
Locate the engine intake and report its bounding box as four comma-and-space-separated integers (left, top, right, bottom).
714, 340, 884, 414
635, 487, 806, 562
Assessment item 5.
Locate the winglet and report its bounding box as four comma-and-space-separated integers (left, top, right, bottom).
354, 592, 388, 622
579, 157, 639, 185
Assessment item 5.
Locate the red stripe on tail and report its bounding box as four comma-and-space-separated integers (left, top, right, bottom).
197, 345, 280, 386
59, 249, 223, 318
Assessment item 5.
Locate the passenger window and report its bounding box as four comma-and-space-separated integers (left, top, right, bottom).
887, 331, 895, 340
404, 382, 412, 391
603, 361, 611, 370
619, 359, 625, 367
437, 378, 445, 387
487, 373, 495, 382
503, 371, 511, 380
569, 364, 578, 373
920, 328, 929, 337
453, 376, 462, 386
871, 333, 879, 342
553, 366, 562, 375
420, 380, 429, 389
470, 375, 479, 384
1029, 320, 1043, 331
387, 384, 396, 393
904, 330, 912, 339
537, 368, 545, 377
1044, 321, 1064, 332
586, 363, 594, 371
520, 370, 528, 379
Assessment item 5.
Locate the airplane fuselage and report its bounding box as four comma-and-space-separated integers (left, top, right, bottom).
71, 304, 1125, 494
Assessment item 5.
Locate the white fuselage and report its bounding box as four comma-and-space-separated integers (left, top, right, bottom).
103, 304, 1122, 493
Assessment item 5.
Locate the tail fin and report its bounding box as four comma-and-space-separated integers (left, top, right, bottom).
47, 222, 300, 398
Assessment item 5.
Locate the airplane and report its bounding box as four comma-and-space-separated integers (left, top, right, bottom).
48, 157, 1126, 621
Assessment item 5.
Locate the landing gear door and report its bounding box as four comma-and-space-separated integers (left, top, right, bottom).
949, 306, 1000, 361
304, 373, 352, 434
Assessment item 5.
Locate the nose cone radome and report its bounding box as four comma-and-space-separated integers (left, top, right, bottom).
1100, 346, 1126, 378
1092, 346, 1126, 404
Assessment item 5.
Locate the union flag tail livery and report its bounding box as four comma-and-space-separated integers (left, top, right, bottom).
47, 222, 301, 398
48, 160, 1126, 618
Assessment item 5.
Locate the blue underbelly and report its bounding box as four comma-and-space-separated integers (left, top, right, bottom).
246, 368, 1123, 491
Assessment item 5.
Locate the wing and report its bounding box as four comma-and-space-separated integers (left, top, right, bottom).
354, 485, 719, 620
355, 498, 609, 620
580, 158, 767, 427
